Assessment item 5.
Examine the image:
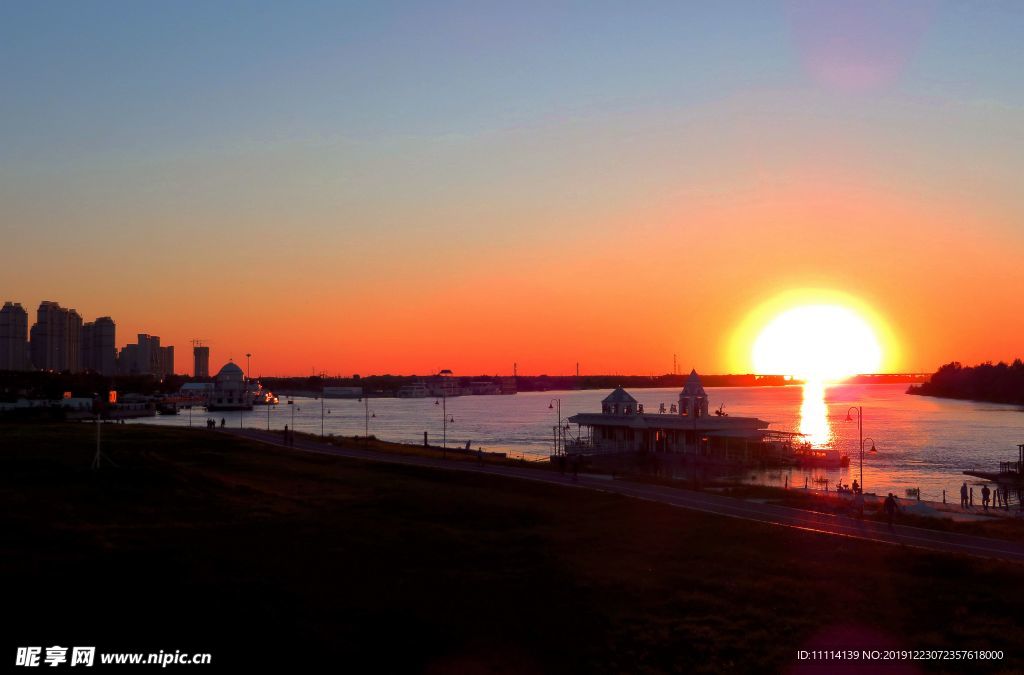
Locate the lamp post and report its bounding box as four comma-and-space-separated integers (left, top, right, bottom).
434, 390, 447, 457
548, 398, 562, 455
846, 406, 878, 493
92, 393, 102, 469
360, 392, 372, 446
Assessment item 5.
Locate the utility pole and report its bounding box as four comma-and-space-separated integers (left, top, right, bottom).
92, 414, 102, 469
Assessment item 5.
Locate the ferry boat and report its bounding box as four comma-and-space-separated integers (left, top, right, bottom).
791, 445, 850, 468
396, 380, 430, 398
250, 383, 279, 405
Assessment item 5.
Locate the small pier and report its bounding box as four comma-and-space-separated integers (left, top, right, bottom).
963, 443, 1024, 484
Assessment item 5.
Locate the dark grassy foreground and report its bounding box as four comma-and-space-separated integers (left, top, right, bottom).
3, 423, 1023, 673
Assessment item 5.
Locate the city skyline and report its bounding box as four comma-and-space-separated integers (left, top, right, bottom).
3, 2, 1023, 375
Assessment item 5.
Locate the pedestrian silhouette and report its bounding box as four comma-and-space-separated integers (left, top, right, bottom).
884, 493, 897, 526
960, 481, 969, 508
220, 417, 225, 428
982, 484, 991, 511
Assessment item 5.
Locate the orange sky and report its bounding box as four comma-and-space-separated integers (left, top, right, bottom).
3, 4, 1023, 376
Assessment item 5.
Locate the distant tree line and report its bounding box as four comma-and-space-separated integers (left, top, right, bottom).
0, 369, 929, 402
0, 370, 188, 402
909, 360, 1024, 405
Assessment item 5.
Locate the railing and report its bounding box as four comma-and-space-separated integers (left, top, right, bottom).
999, 461, 1021, 474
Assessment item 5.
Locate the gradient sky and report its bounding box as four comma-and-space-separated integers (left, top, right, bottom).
2, 1, 1023, 376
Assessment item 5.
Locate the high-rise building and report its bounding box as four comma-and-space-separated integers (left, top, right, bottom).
81, 322, 94, 372
30, 301, 61, 371
29, 301, 81, 372
161, 345, 174, 378
193, 345, 210, 378
117, 343, 139, 375
81, 316, 116, 376
65, 309, 82, 373
0, 302, 30, 371
118, 333, 174, 379
93, 317, 116, 376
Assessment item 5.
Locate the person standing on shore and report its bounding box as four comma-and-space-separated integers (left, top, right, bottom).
982, 484, 991, 511
960, 481, 969, 508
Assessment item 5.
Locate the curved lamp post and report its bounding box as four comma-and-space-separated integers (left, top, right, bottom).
359, 393, 376, 445
548, 398, 563, 455
435, 392, 447, 456
846, 406, 878, 492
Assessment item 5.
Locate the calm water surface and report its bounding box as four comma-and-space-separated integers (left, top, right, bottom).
138, 383, 1024, 501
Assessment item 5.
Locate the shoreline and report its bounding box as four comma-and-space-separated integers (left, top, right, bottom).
189, 423, 1024, 540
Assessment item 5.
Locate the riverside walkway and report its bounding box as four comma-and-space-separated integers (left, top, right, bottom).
226, 428, 1024, 565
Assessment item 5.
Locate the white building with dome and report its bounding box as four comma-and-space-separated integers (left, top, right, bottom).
208, 361, 252, 411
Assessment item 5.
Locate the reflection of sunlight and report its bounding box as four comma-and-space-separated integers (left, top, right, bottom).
799, 381, 833, 448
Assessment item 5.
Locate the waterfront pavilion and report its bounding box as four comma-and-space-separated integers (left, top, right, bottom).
566, 371, 795, 463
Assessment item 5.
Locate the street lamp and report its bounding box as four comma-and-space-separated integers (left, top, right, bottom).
548, 398, 562, 455
360, 392, 374, 446
435, 390, 448, 456
846, 406, 878, 493
434, 391, 446, 448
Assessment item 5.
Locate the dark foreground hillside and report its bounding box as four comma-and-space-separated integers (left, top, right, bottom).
3, 423, 1023, 673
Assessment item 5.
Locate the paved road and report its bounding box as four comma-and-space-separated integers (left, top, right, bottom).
225, 428, 1024, 564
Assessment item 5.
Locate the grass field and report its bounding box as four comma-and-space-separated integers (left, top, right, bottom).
3, 422, 1023, 672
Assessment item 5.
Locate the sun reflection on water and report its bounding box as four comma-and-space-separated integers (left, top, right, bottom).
799, 381, 833, 448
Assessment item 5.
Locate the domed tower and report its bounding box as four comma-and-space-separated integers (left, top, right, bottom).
209, 360, 252, 410
602, 386, 638, 416
678, 369, 709, 418
215, 361, 245, 384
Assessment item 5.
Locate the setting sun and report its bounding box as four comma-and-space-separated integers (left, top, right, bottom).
752, 304, 882, 381
731, 289, 899, 381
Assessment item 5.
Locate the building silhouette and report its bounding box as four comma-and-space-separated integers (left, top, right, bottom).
8, 296, 182, 378
81, 316, 117, 376
118, 333, 174, 379
162, 345, 174, 378
29, 301, 82, 372
0, 302, 30, 371
193, 345, 210, 378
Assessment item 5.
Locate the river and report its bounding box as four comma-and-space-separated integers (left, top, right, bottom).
135, 383, 1024, 502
